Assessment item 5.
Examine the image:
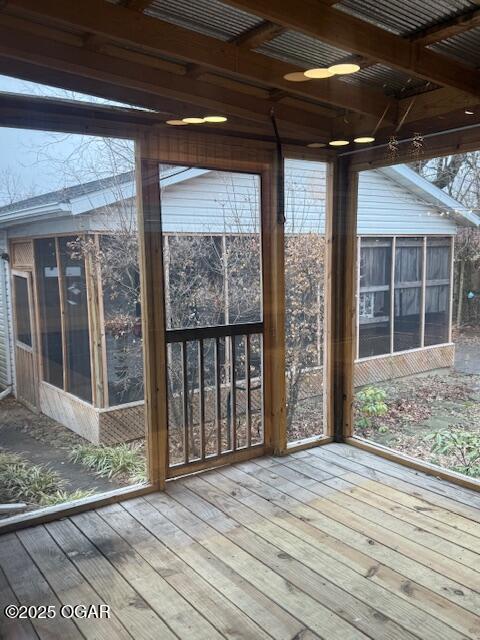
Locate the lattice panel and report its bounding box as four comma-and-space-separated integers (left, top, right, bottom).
99, 404, 145, 445
11, 241, 34, 269
354, 345, 455, 388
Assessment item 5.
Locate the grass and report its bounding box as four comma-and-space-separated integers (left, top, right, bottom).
69, 442, 146, 483
0, 451, 94, 507
39, 488, 96, 506
0, 451, 61, 504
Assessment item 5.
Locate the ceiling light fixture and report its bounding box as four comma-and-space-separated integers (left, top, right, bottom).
304, 68, 334, 79
328, 63, 360, 75
307, 142, 327, 148
354, 136, 375, 143
465, 109, 475, 115
204, 115, 228, 122
182, 117, 206, 124
329, 139, 350, 146
166, 119, 189, 126
283, 71, 312, 82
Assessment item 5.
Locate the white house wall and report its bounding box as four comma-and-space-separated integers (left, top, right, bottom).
0, 231, 13, 390
3, 161, 459, 240
358, 169, 458, 236
285, 160, 458, 236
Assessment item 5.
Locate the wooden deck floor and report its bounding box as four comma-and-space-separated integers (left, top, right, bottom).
1, 443, 480, 640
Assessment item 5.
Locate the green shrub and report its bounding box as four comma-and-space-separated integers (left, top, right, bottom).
39, 489, 96, 507
69, 442, 146, 483
426, 429, 480, 477
356, 386, 388, 432
0, 452, 63, 504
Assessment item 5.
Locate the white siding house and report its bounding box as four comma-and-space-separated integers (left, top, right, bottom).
0, 230, 13, 391
0, 159, 478, 439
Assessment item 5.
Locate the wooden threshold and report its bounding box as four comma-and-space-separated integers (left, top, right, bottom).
0, 482, 159, 535
284, 434, 333, 454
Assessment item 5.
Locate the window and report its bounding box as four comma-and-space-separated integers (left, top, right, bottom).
36, 236, 92, 401
13, 275, 32, 347
394, 238, 423, 352
101, 234, 143, 407
284, 159, 327, 442
58, 237, 92, 403
36, 238, 63, 388
358, 238, 392, 358
358, 235, 452, 359
425, 238, 451, 346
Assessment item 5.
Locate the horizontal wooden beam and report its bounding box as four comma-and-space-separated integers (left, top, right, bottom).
232, 20, 285, 48
412, 8, 480, 46
220, 0, 480, 96
345, 123, 480, 171
0, 89, 161, 137
5, 0, 395, 119
0, 21, 337, 139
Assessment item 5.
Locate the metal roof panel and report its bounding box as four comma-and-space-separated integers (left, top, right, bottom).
145, 0, 263, 40
256, 30, 349, 68
333, 0, 477, 36
430, 27, 480, 67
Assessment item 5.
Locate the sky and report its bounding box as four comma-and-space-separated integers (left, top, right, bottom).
0, 75, 137, 206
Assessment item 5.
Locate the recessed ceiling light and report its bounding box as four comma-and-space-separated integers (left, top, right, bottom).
283, 72, 312, 82
203, 115, 228, 122
304, 68, 335, 79
354, 136, 375, 143
307, 142, 327, 148
328, 63, 361, 75
166, 119, 189, 126
465, 109, 475, 115
329, 139, 350, 146
182, 117, 206, 124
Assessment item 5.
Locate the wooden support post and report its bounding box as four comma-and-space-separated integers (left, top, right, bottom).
330, 157, 358, 442
136, 143, 168, 490
263, 157, 286, 454
420, 236, 427, 348
55, 237, 69, 395
84, 237, 105, 408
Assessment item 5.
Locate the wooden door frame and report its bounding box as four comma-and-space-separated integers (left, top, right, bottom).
136, 131, 283, 485
11, 268, 39, 411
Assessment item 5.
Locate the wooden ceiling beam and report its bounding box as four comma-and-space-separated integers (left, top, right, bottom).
0, 21, 334, 139
4, 0, 396, 119
219, 0, 480, 96
412, 8, 480, 46
232, 21, 285, 49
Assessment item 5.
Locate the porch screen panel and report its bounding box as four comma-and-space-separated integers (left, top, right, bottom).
284, 159, 327, 442
101, 234, 143, 407
160, 165, 263, 468
35, 237, 63, 388
58, 237, 92, 403
394, 238, 423, 351
425, 238, 451, 346
13, 275, 32, 347
359, 238, 392, 358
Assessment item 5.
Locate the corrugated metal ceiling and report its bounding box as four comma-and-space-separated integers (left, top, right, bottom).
145, 0, 263, 41
430, 27, 480, 68
141, 0, 479, 98
333, 0, 478, 36
340, 64, 434, 96
256, 30, 349, 69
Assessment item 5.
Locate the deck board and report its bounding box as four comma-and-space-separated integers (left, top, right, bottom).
0, 443, 479, 640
